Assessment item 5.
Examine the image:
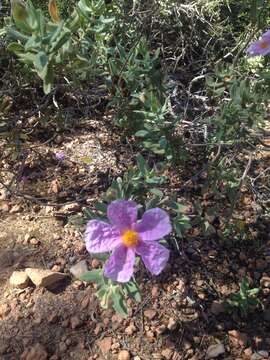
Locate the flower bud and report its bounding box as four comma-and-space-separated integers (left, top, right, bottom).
48, 0, 60, 23
11, 0, 28, 22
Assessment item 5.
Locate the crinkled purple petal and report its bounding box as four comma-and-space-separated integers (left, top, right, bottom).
85, 220, 121, 253
136, 241, 169, 275
104, 245, 135, 282
134, 208, 172, 241
247, 30, 270, 56
247, 40, 270, 56
107, 200, 137, 231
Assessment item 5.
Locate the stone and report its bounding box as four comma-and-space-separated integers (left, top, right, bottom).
125, 324, 136, 335
167, 317, 177, 331
228, 330, 248, 347
205, 343, 225, 359
263, 309, 270, 322
10, 271, 30, 289
20, 343, 48, 360
97, 337, 112, 355
144, 309, 157, 320
260, 277, 270, 288
0, 303, 10, 317
118, 350, 131, 360
70, 316, 82, 329
161, 348, 174, 360
251, 351, 269, 360
70, 260, 88, 278
9, 204, 22, 214
210, 301, 225, 315
25, 268, 68, 289
60, 203, 80, 213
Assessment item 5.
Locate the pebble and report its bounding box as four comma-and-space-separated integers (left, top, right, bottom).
251, 351, 269, 360
118, 350, 130, 360
25, 268, 68, 289
97, 337, 112, 355
151, 286, 159, 298
228, 330, 248, 347
161, 348, 174, 360
9, 271, 30, 289
125, 324, 136, 335
70, 260, 88, 278
21, 343, 48, 360
29, 238, 40, 246
144, 309, 157, 320
70, 316, 82, 329
263, 309, 270, 322
260, 276, 270, 288
9, 204, 22, 214
210, 301, 225, 315
91, 258, 100, 269
205, 343, 225, 359
0, 303, 10, 317
167, 317, 177, 331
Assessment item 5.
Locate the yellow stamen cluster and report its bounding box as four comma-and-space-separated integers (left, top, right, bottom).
260, 41, 268, 49
121, 229, 140, 248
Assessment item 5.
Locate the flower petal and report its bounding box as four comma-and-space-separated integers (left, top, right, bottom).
107, 200, 137, 231
134, 208, 172, 241
85, 220, 120, 253
136, 241, 169, 275
104, 246, 135, 282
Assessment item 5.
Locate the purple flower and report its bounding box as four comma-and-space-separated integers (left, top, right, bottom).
247, 30, 270, 56
55, 151, 65, 161
85, 200, 172, 283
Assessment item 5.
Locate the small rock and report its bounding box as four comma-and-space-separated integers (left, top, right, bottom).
0, 202, 10, 212
25, 268, 68, 289
156, 324, 166, 335
251, 351, 269, 360
260, 277, 270, 288
210, 301, 225, 315
167, 317, 177, 331
0, 303, 10, 317
21, 343, 48, 360
205, 343, 225, 359
118, 350, 130, 360
125, 324, 136, 335
263, 309, 270, 322
228, 330, 248, 347
48, 312, 58, 324
256, 259, 267, 270
9, 271, 30, 289
9, 204, 22, 214
70, 316, 82, 329
151, 286, 159, 298
144, 309, 157, 320
243, 348, 253, 358
161, 348, 174, 360
91, 258, 100, 269
58, 342, 67, 352
29, 238, 40, 246
97, 337, 112, 355
70, 260, 88, 278
60, 203, 80, 213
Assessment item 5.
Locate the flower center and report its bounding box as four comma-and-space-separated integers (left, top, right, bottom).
260, 41, 268, 49
121, 229, 139, 248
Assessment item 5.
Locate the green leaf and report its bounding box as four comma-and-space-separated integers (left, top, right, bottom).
112, 287, 128, 318
124, 281, 141, 303
79, 269, 104, 284
7, 42, 25, 54
135, 130, 149, 137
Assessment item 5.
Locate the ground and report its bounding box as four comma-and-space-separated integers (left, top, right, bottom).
0, 116, 270, 360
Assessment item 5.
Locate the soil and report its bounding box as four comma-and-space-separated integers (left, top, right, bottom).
0, 116, 270, 360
